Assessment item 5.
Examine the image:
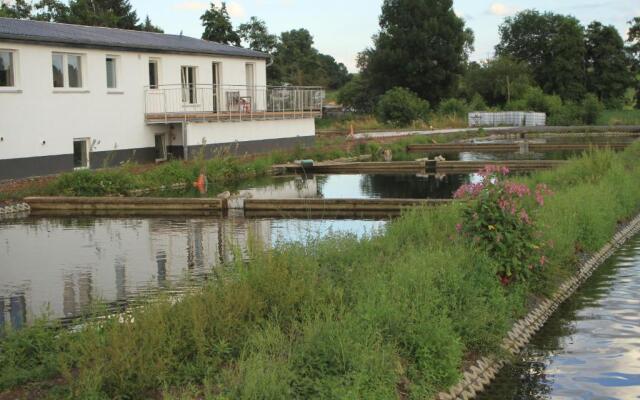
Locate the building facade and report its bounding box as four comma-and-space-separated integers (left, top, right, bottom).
0, 18, 322, 180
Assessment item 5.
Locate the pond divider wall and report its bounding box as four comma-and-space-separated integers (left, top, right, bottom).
274, 160, 565, 175
407, 142, 633, 154
435, 211, 640, 400
23, 197, 452, 217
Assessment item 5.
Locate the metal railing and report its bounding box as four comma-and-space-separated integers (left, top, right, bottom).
144, 84, 324, 123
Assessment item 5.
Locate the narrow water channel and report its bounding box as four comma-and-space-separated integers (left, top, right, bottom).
478, 233, 640, 399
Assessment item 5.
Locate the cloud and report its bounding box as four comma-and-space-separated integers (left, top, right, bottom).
487, 3, 520, 17
172, 1, 245, 17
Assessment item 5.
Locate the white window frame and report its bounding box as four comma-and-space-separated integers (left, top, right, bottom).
105, 55, 121, 92
0, 49, 19, 92
73, 137, 91, 170
52, 52, 86, 91
148, 57, 161, 89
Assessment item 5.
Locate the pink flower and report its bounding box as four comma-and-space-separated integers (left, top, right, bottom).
519, 209, 531, 224
535, 184, 554, 206
540, 255, 547, 266
456, 223, 463, 233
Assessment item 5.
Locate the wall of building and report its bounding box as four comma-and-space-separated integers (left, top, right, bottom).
0, 41, 268, 179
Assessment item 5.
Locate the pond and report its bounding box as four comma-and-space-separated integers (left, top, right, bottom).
478, 233, 640, 399
0, 216, 386, 327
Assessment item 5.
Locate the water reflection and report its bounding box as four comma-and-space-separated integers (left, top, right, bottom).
0, 216, 385, 326
478, 234, 640, 399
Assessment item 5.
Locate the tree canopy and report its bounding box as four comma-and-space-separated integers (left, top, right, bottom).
462, 56, 532, 106
585, 22, 633, 104
497, 10, 587, 100
0, 0, 162, 32
359, 0, 474, 105
238, 17, 277, 54
201, 2, 241, 46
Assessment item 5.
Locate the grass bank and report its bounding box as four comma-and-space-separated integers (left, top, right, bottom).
597, 109, 640, 126
2, 143, 640, 399
316, 114, 468, 132
0, 131, 486, 200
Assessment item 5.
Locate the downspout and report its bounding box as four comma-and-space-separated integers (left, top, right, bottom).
182, 121, 188, 160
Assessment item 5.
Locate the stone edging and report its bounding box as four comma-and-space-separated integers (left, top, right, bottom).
435, 212, 640, 400
0, 202, 31, 217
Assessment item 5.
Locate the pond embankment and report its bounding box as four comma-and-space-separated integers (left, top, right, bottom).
1, 141, 640, 398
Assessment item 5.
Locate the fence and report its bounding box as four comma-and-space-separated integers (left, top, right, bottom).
145, 84, 324, 123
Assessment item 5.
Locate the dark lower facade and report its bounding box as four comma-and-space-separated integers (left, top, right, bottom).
0, 136, 315, 181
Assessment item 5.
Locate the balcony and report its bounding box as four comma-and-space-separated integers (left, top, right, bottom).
144, 84, 324, 124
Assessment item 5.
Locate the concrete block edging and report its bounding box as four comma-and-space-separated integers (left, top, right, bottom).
435, 212, 640, 400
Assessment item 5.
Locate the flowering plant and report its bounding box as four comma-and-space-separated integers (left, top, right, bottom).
454, 165, 553, 285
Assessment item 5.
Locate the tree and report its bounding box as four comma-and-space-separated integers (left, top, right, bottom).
360, 0, 474, 105
140, 15, 163, 33
31, 0, 69, 22
497, 10, 586, 100
337, 74, 376, 113
585, 22, 633, 105
238, 16, 277, 54
0, 0, 32, 19
317, 54, 350, 89
627, 17, 640, 108
200, 2, 240, 46
462, 56, 533, 105
271, 29, 323, 85
64, 0, 140, 30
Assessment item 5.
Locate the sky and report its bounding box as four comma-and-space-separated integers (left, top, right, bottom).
129, 0, 638, 71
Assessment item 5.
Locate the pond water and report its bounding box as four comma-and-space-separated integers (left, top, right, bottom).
478, 233, 640, 399
0, 216, 386, 327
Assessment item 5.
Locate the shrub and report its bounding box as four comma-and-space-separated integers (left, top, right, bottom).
581, 93, 604, 125
454, 165, 553, 284
547, 101, 583, 126
521, 87, 562, 115
337, 75, 377, 113
468, 93, 488, 111
438, 98, 468, 118
52, 169, 137, 196
375, 87, 430, 127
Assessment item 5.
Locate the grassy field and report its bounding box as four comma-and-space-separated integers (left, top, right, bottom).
316, 114, 468, 132
2, 143, 640, 399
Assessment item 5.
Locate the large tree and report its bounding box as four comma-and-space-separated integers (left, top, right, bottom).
360, 0, 474, 105
200, 2, 240, 46
0, 0, 32, 19
270, 29, 323, 85
585, 22, 633, 104
628, 17, 640, 108
65, 0, 140, 30
497, 10, 586, 100
238, 16, 277, 54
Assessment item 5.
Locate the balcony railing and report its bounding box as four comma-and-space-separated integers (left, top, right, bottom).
144, 84, 324, 123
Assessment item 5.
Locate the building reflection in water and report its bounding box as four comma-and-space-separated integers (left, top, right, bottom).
0, 293, 27, 331
63, 271, 93, 318
115, 256, 127, 302
156, 250, 167, 287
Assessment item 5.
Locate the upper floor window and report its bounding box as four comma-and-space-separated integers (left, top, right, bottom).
52, 53, 83, 88
0, 50, 15, 87
149, 59, 159, 89
106, 56, 117, 89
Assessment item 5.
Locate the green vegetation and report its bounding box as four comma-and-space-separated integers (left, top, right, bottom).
597, 109, 640, 126
2, 143, 640, 398
375, 87, 430, 127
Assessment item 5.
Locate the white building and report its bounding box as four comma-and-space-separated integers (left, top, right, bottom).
0, 18, 323, 180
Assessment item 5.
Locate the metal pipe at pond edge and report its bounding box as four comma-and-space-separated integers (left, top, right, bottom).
435, 211, 640, 400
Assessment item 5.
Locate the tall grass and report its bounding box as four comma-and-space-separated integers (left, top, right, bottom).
597, 109, 640, 126
2, 143, 640, 398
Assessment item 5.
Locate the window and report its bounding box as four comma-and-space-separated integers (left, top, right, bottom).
149, 59, 159, 89
52, 53, 84, 88
73, 138, 90, 169
106, 56, 117, 89
181, 66, 197, 104
0, 50, 15, 87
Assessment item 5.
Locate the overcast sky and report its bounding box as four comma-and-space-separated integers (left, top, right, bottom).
129, 0, 639, 71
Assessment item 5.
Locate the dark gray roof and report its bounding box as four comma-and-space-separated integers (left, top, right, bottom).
0, 17, 268, 59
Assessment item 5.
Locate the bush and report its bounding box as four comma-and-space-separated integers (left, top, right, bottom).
521, 87, 562, 115
547, 101, 583, 126
454, 165, 553, 284
438, 98, 468, 118
337, 75, 377, 113
468, 93, 488, 111
581, 93, 604, 125
375, 87, 430, 127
